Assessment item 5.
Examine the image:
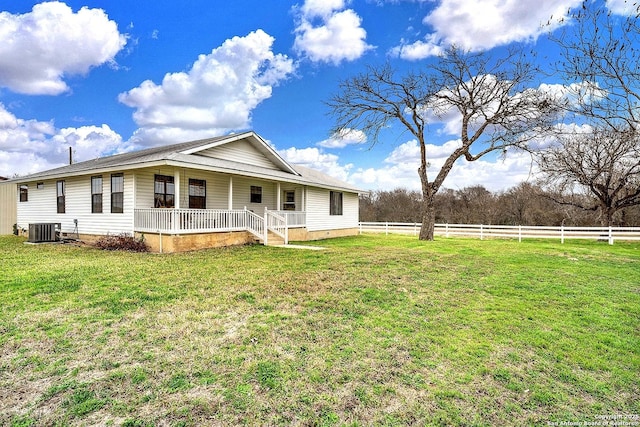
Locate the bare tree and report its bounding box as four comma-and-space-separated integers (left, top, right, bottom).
537, 1, 640, 224
539, 128, 640, 226
495, 182, 562, 226
551, 1, 640, 131
358, 188, 422, 222
328, 47, 558, 240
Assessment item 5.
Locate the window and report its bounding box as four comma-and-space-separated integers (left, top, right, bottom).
189, 178, 206, 209
283, 190, 295, 210
19, 185, 28, 202
56, 180, 65, 213
154, 174, 174, 208
250, 185, 262, 203
330, 191, 343, 216
91, 176, 103, 213
111, 173, 124, 213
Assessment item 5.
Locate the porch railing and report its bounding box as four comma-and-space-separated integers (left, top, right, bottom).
134, 208, 305, 243
272, 211, 306, 228
265, 210, 288, 245
135, 208, 249, 233
245, 210, 265, 239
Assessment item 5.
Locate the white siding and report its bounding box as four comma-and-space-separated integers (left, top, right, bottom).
305, 187, 359, 231
230, 176, 277, 211
196, 139, 279, 170
136, 167, 175, 209
0, 182, 17, 234
135, 167, 281, 211
136, 167, 238, 210
16, 173, 134, 236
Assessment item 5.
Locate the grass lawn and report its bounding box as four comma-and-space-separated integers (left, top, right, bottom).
0, 234, 638, 426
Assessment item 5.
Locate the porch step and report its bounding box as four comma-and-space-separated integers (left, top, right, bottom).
264, 230, 285, 246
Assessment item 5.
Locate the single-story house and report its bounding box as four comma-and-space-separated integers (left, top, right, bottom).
13, 131, 361, 252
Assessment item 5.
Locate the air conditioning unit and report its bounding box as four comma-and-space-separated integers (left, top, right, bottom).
28, 223, 61, 243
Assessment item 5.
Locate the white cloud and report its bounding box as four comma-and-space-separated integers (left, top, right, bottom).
389, 34, 443, 60
279, 146, 353, 181
293, 1, 373, 65
0, 1, 127, 95
51, 125, 129, 164
119, 30, 294, 146
301, 0, 346, 17
0, 104, 128, 176
606, 0, 638, 14
317, 128, 367, 148
281, 134, 537, 192
390, 0, 581, 59
539, 81, 607, 108
349, 138, 538, 192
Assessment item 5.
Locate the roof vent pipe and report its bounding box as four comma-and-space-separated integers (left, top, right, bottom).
69, 146, 73, 165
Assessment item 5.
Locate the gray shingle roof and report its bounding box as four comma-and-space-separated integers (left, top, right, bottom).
14, 132, 362, 193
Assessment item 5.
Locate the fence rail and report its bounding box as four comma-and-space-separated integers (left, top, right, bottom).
359, 222, 640, 244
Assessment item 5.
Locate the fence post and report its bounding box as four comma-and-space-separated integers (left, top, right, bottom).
561, 224, 564, 244
446, 223, 449, 238
385, 222, 389, 235
609, 226, 613, 245
480, 224, 484, 240
414, 222, 418, 236
518, 225, 522, 243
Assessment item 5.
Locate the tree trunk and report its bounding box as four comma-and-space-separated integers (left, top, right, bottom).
419, 196, 436, 240
602, 208, 615, 227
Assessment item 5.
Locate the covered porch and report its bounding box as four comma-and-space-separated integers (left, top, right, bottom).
134, 167, 309, 246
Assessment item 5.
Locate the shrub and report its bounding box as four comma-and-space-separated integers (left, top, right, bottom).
94, 233, 148, 252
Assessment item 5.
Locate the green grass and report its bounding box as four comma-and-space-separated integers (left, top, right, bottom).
0, 234, 638, 426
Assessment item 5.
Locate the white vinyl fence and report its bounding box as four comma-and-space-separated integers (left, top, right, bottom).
359, 222, 640, 244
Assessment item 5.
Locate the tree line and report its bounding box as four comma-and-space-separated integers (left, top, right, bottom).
359, 184, 640, 227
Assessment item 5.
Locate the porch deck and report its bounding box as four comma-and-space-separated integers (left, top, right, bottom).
134, 208, 305, 241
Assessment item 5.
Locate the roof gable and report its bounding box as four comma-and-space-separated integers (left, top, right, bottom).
181, 132, 298, 175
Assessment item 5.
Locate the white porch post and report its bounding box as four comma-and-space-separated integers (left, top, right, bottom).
276, 182, 281, 210
228, 176, 233, 210
264, 206, 268, 245
301, 186, 306, 211
174, 170, 180, 209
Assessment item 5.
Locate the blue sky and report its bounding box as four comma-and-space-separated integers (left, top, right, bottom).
0, 0, 632, 191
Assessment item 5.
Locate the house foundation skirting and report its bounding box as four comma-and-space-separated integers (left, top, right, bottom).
18, 227, 359, 253
288, 227, 359, 242
138, 227, 359, 252
136, 231, 256, 253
